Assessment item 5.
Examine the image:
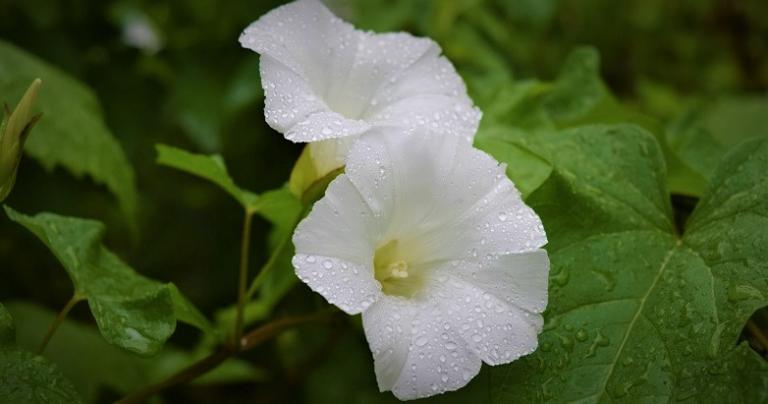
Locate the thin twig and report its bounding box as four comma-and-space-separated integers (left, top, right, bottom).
115, 348, 232, 404
37, 295, 81, 354
233, 210, 254, 349
115, 311, 334, 404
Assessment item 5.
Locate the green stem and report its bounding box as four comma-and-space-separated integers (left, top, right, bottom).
245, 225, 292, 299
233, 209, 254, 349
37, 295, 81, 354
245, 205, 308, 299
115, 312, 333, 404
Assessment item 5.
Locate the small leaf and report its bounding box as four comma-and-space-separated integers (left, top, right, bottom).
0, 302, 83, 404
0, 40, 138, 221
4, 207, 212, 355
156, 143, 259, 210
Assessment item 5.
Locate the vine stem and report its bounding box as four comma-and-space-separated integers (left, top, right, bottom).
233, 209, 255, 349
37, 294, 81, 354
115, 312, 333, 404
246, 205, 309, 299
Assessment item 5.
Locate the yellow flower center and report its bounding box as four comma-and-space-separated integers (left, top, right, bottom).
374, 239, 424, 297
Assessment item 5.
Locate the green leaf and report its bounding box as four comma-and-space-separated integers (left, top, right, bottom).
491, 126, 768, 402
7, 302, 263, 403
474, 125, 552, 198
0, 349, 84, 404
0, 303, 83, 404
542, 47, 606, 125
4, 207, 212, 355
0, 40, 138, 221
156, 143, 259, 210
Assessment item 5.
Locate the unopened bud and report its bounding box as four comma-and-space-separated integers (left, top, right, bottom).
0, 78, 42, 202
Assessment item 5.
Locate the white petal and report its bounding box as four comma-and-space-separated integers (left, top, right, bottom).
346, 130, 545, 263
440, 274, 543, 366
329, 32, 436, 120
412, 146, 547, 263
293, 175, 387, 314
362, 293, 482, 400
293, 254, 380, 314
373, 51, 472, 110
285, 110, 370, 142
456, 250, 550, 314
259, 55, 326, 133
344, 129, 460, 240
371, 95, 480, 145
240, 0, 357, 90
293, 175, 380, 263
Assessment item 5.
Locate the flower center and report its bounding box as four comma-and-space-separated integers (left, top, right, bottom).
373, 239, 424, 297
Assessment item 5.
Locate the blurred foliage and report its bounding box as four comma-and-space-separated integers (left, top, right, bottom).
0, 0, 766, 402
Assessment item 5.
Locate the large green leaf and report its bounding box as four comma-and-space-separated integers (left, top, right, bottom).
4, 207, 212, 355
0, 40, 138, 220
491, 126, 768, 402
0, 303, 83, 404
6, 302, 265, 403
155, 143, 259, 210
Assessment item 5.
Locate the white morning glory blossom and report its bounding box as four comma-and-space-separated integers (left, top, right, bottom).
239, 0, 481, 175
291, 129, 549, 400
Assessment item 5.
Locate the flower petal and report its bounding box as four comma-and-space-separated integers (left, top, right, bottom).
285, 110, 371, 142
330, 32, 436, 120
293, 254, 380, 314
344, 129, 460, 239
456, 250, 550, 314
293, 175, 387, 314
440, 274, 544, 366
259, 55, 327, 133
371, 94, 480, 144
411, 146, 547, 263
293, 175, 380, 263
362, 293, 482, 400
240, 0, 357, 90
241, 0, 480, 149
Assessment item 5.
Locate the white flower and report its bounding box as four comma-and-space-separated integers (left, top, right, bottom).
239, 0, 481, 175
291, 129, 549, 400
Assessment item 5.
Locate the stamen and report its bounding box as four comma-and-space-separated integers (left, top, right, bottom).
388, 260, 409, 278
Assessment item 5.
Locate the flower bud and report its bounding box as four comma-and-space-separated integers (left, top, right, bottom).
0, 79, 42, 202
